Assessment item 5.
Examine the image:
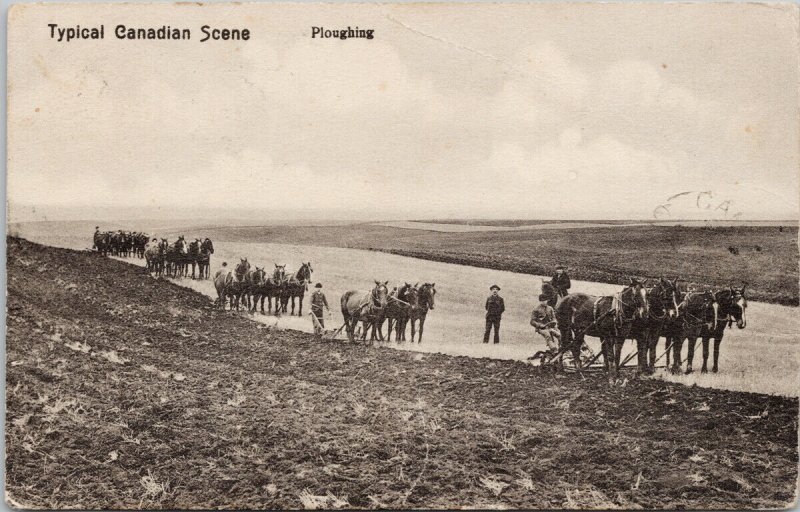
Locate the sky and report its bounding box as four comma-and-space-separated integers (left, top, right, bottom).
7, 3, 800, 222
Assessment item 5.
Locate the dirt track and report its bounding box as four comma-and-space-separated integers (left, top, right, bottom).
6, 237, 798, 509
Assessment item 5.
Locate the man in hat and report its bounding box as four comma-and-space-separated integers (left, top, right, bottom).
530, 294, 560, 353
484, 285, 505, 344
551, 265, 572, 298
310, 283, 330, 334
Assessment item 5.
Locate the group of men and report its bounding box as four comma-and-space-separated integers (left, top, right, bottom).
483, 265, 571, 349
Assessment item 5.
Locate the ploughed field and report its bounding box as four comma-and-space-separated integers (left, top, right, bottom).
6, 237, 798, 509
200, 223, 799, 305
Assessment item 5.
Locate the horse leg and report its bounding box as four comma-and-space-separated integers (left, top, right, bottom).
701, 336, 710, 373
298, 293, 303, 317
685, 336, 697, 374
410, 318, 417, 343
387, 319, 394, 341
636, 335, 648, 374
418, 317, 425, 343
344, 315, 354, 343
712, 335, 722, 373
614, 338, 624, 378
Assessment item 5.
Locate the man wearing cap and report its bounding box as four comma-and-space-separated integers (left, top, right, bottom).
552, 265, 572, 298
484, 285, 505, 344
531, 294, 560, 353
310, 283, 330, 333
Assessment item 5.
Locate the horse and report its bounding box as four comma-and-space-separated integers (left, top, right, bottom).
553, 278, 648, 378
134, 232, 149, 258
668, 290, 718, 374
165, 237, 188, 278
187, 239, 202, 279
693, 286, 747, 373
341, 281, 389, 344
229, 259, 251, 310
382, 283, 419, 342
634, 278, 680, 374
243, 266, 266, 312
144, 238, 168, 276
251, 264, 286, 315
213, 263, 233, 310
214, 259, 251, 310
280, 262, 313, 316
198, 238, 214, 279
408, 282, 435, 343
93, 231, 112, 256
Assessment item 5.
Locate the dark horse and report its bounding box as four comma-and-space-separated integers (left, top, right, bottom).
243, 266, 267, 312
341, 281, 389, 344
381, 283, 419, 342
214, 259, 251, 310
634, 278, 680, 374
252, 265, 286, 315
548, 278, 648, 377
187, 239, 202, 279
165, 236, 187, 278
668, 290, 718, 374
408, 282, 435, 343
280, 262, 313, 316
198, 238, 214, 280
690, 286, 747, 373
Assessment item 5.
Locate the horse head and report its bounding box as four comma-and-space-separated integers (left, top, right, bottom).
298, 262, 313, 282
253, 266, 267, 285
540, 280, 560, 308
372, 280, 389, 309
273, 264, 286, 283
717, 285, 747, 329
653, 277, 680, 319
188, 240, 201, 255
619, 278, 648, 320
419, 282, 436, 310
202, 238, 214, 254
235, 258, 251, 281
402, 285, 420, 311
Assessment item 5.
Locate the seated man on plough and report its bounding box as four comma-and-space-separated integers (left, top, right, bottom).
528, 294, 561, 364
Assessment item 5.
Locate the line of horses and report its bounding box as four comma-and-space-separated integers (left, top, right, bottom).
143, 236, 215, 279
213, 259, 313, 316
93, 229, 149, 258
539, 277, 748, 378
341, 281, 437, 344
212, 260, 437, 343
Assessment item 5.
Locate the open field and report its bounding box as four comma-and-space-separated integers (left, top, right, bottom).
6, 237, 798, 509
194, 222, 799, 306
12, 222, 800, 397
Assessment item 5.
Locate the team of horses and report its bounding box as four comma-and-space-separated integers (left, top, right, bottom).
143, 236, 215, 279
540, 278, 747, 378
213, 259, 314, 316
93, 230, 149, 258
341, 281, 436, 344
211, 259, 437, 343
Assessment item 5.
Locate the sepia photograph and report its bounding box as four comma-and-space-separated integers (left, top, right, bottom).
5, 2, 799, 509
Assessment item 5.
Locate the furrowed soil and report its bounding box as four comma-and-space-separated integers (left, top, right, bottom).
6, 237, 798, 509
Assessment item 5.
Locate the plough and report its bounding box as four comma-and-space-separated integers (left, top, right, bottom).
308, 312, 348, 341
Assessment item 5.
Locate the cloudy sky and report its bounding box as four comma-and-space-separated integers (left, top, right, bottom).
8, 3, 799, 221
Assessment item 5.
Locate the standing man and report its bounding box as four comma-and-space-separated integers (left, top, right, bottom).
310, 283, 330, 334
552, 265, 572, 298
484, 285, 505, 344
530, 294, 561, 354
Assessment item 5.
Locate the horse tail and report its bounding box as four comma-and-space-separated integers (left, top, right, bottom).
340, 291, 354, 320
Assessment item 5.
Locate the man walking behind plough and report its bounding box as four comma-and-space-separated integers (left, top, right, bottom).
311, 283, 330, 335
